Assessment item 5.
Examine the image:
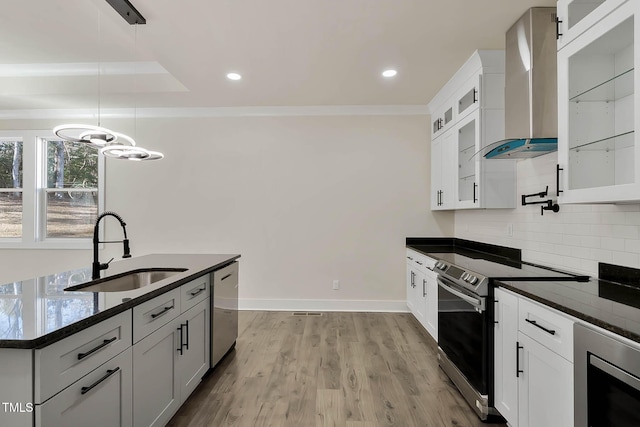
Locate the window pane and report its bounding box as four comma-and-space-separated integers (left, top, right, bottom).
0, 140, 23, 189
46, 191, 97, 238
47, 140, 98, 189
0, 192, 22, 238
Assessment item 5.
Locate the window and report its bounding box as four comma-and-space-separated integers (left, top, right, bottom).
0, 131, 104, 248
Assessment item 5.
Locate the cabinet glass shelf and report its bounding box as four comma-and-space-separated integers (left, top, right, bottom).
459, 145, 475, 154
569, 130, 634, 152
459, 174, 475, 181
570, 68, 634, 102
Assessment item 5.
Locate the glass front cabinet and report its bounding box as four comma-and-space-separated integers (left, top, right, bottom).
557, 0, 640, 203
429, 50, 516, 210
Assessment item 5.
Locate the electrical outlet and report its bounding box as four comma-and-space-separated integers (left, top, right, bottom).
332, 280, 340, 290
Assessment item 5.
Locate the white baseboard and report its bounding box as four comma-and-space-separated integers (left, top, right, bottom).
238, 298, 409, 313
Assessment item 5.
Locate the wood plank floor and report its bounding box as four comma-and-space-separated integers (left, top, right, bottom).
167, 311, 507, 427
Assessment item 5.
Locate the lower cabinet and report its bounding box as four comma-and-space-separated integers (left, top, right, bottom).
36, 347, 133, 427
517, 332, 573, 427
133, 299, 210, 427
494, 287, 574, 427
405, 249, 438, 342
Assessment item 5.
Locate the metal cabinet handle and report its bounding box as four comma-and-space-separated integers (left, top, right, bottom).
493, 299, 499, 324
416, 261, 423, 265
473, 182, 478, 203
81, 367, 120, 395
516, 342, 523, 378
423, 279, 427, 297
555, 16, 563, 40
221, 273, 233, 281
556, 164, 563, 195
525, 318, 556, 335
410, 271, 415, 287
473, 88, 478, 103
183, 320, 189, 351
407, 256, 414, 260
177, 325, 184, 355
190, 287, 206, 297
77, 337, 117, 360
151, 305, 174, 319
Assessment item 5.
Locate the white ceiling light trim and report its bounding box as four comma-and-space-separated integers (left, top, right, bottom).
226, 72, 242, 81
382, 69, 398, 78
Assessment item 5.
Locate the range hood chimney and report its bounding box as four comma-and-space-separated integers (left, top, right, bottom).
484, 7, 558, 159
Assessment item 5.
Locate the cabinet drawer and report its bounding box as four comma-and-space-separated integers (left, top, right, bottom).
213, 262, 239, 287
180, 275, 210, 313
406, 249, 436, 273
36, 347, 133, 427
518, 297, 574, 362
35, 310, 132, 404
133, 288, 181, 343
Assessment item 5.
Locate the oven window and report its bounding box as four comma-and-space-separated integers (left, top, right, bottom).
588, 356, 640, 426
438, 284, 488, 394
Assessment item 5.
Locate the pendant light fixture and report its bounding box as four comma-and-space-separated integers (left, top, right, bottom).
53, 0, 163, 161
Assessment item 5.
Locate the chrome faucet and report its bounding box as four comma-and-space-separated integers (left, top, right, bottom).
92, 211, 132, 279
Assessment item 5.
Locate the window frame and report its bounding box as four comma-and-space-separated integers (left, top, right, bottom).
0, 130, 105, 249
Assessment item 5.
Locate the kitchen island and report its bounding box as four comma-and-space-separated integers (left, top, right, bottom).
0, 253, 240, 427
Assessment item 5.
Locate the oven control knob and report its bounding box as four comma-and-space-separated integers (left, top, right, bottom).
468, 276, 478, 285
461, 273, 469, 281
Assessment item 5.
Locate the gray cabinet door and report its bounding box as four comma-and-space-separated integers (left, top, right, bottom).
133, 320, 180, 427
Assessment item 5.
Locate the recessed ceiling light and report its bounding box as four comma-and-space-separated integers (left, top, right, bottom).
382, 69, 398, 78
227, 72, 242, 81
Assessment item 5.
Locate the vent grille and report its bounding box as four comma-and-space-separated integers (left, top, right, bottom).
292, 312, 323, 316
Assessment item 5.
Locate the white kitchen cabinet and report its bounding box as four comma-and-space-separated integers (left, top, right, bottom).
177, 299, 210, 400
405, 249, 437, 342
493, 288, 574, 427
429, 50, 516, 210
133, 280, 210, 427
37, 347, 133, 427
133, 314, 181, 427
557, 0, 640, 203
556, 0, 628, 49
517, 332, 573, 427
431, 96, 456, 140
493, 288, 519, 427
423, 267, 438, 341
431, 128, 456, 210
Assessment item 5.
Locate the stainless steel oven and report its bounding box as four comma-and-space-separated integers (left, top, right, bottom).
437, 273, 492, 420
575, 323, 640, 426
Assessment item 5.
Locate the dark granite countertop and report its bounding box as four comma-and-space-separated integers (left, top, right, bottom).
407, 237, 640, 344
0, 253, 239, 349
497, 279, 640, 344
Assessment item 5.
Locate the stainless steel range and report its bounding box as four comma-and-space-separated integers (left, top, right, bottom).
433, 252, 588, 421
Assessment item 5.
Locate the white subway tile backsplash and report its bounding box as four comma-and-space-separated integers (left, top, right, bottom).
454, 155, 640, 277
612, 251, 640, 267
601, 237, 625, 251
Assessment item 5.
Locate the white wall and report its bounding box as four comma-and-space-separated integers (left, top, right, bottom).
455, 152, 640, 276
0, 114, 454, 311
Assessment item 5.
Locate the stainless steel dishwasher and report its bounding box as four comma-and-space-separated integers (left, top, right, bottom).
211, 261, 239, 367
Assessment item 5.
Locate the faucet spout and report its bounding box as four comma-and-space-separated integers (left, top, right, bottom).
92, 211, 132, 279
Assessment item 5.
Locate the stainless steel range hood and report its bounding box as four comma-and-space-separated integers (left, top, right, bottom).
484, 7, 558, 159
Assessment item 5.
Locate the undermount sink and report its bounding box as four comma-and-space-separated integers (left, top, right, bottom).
66, 268, 188, 293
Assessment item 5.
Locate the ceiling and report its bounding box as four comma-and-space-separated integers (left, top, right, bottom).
1, 0, 556, 117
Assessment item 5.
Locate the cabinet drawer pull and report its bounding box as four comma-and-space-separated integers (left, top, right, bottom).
151, 305, 174, 319
525, 318, 556, 335
555, 16, 563, 40
77, 337, 117, 360
423, 279, 427, 297
80, 367, 120, 395
221, 273, 232, 281
556, 164, 563, 195
190, 287, 206, 297
416, 261, 423, 265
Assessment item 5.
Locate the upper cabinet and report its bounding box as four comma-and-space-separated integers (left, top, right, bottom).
429, 50, 516, 210
556, 0, 628, 49
557, 0, 640, 203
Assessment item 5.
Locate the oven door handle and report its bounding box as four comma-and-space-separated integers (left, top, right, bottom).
437, 276, 485, 311
590, 354, 640, 392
